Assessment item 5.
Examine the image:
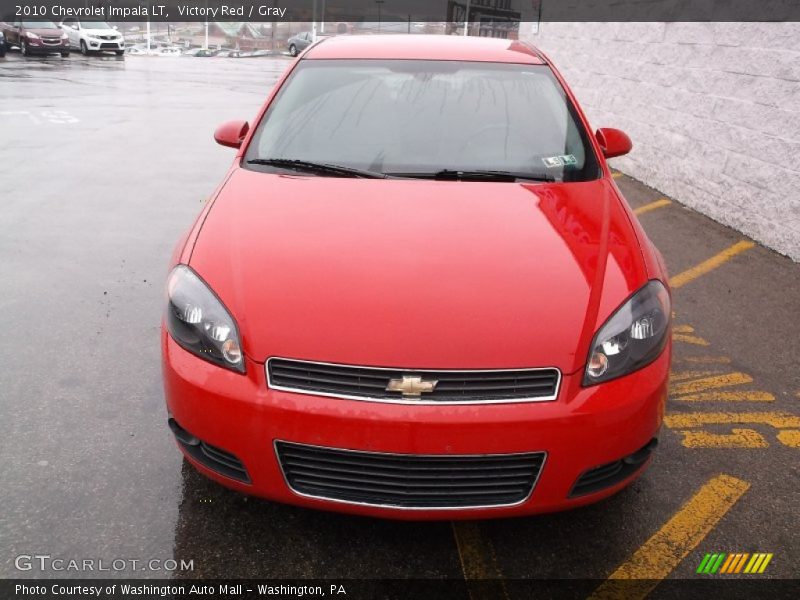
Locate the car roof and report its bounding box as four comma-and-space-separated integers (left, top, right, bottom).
304, 35, 547, 65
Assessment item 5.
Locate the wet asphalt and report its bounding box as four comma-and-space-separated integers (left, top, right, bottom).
0, 51, 797, 586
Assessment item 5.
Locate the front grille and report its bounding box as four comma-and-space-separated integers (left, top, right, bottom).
42, 38, 62, 45
99, 43, 119, 49
275, 441, 546, 508
267, 358, 560, 403
569, 438, 658, 497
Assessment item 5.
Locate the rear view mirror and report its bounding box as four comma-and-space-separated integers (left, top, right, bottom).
595, 128, 632, 159
214, 120, 249, 149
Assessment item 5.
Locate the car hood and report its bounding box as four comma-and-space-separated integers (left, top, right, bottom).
84, 29, 118, 36
27, 28, 63, 36
189, 169, 649, 373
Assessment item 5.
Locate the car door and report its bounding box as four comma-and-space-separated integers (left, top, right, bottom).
10, 19, 22, 44
61, 18, 79, 47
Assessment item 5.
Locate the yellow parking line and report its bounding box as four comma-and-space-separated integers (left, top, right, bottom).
634, 198, 671, 216
777, 430, 800, 447
452, 522, 509, 600
678, 356, 731, 365
674, 391, 774, 402
671, 325, 710, 346
671, 373, 753, 396
670, 241, 755, 289
664, 411, 800, 429
677, 429, 768, 448
589, 474, 749, 600
669, 370, 719, 382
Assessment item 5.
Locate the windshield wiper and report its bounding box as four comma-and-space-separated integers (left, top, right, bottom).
247, 158, 388, 179
387, 169, 556, 182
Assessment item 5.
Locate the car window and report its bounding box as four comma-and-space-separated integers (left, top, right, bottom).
22, 21, 60, 29
81, 21, 113, 29
245, 60, 600, 182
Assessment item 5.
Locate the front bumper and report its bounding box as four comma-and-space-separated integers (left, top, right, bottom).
25, 41, 69, 54
162, 333, 669, 519
83, 39, 124, 51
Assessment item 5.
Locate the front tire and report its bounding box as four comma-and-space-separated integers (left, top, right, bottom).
288, 44, 297, 57
80, 40, 88, 56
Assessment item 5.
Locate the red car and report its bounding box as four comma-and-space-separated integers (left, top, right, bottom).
163, 35, 671, 519
1, 19, 70, 57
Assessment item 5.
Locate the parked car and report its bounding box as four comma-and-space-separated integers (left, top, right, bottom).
0, 30, 6, 57
59, 18, 124, 56
214, 49, 241, 58
163, 35, 671, 519
0, 20, 69, 57
184, 48, 217, 57
286, 31, 312, 56
155, 46, 181, 57
126, 45, 149, 56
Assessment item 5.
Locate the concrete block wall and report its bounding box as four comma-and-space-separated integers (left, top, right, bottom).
521, 22, 800, 261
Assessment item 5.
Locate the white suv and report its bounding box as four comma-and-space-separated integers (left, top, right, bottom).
59, 18, 124, 56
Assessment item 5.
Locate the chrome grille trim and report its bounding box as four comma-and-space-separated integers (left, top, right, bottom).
266, 357, 561, 404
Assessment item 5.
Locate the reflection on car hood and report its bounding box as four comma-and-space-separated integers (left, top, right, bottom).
189, 169, 648, 372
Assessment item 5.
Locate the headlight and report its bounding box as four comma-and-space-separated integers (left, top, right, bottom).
61, 33, 68, 40
166, 265, 245, 373
26, 32, 40, 39
583, 280, 670, 386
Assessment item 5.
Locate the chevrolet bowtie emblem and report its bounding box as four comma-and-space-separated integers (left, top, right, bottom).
386, 375, 438, 397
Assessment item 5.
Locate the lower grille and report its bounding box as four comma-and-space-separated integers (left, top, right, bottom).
569, 438, 658, 497
168, 418, 250, 483
100, 43, 119, 49
268, 358, 560, 403
275, 441, 545, 509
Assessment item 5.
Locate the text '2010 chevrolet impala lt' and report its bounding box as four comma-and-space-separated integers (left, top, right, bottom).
162, 35, 671, 519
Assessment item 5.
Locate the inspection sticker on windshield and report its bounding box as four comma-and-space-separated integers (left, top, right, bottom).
543, 155, 577, 168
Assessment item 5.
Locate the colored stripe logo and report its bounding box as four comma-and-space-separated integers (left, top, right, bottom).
697, 552, 773, 574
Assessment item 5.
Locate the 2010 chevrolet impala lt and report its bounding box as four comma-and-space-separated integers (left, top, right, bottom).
162, 35, 671, 519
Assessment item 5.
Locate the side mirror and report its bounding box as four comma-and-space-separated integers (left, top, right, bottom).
214, 120, 249, 149
595, 128, 632, 159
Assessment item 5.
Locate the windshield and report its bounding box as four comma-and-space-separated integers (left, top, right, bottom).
245, 59, 600, 181
82, 21, 112, 29
23, 21, 59, 29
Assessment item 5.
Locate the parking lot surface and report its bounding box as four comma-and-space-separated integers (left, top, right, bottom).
1, 52, 798, 592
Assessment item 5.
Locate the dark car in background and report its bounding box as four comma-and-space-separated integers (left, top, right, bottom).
0, 30, 6, 57
287, 31, 313, 56
0, 20, 69, 57
185, 48, 218, 57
